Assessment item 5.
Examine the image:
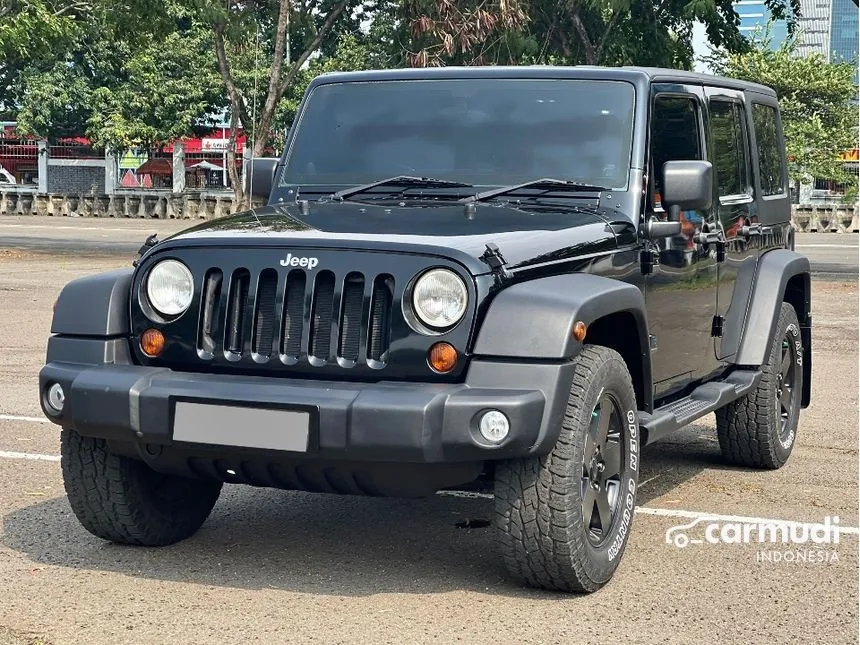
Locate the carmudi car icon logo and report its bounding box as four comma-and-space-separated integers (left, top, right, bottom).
665, 517, 718, 548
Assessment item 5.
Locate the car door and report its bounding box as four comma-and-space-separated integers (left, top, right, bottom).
703, 88, 758, 362
644, 86, 720, 398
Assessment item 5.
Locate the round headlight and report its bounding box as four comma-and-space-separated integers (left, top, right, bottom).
412, 269, 468, 330
146, 259, 194, 316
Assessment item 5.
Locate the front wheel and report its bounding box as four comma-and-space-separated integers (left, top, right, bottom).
61, 429, 222, 546
494, 345, 640, 593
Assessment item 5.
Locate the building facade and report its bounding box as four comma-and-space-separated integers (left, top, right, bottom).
795, 0, 833, 57
828, 0, 859, 67
734, 0, 789, 48
793, 0, 859, 64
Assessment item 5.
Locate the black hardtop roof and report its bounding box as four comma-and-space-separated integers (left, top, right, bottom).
310, 65, 776, 97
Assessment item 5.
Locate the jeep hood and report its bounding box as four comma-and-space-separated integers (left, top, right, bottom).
161, 202, 632, 275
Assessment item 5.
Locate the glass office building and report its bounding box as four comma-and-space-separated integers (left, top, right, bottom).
735, 0, 789, 48
829, 0, 859, 65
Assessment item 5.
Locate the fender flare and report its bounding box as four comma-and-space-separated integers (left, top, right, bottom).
51, 269, 133, 337
734, 249, 811, 406
473, 273, 651, 408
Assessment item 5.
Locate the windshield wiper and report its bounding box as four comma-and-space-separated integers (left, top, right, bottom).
331, 175, 472, 201
461, 178, 608, 203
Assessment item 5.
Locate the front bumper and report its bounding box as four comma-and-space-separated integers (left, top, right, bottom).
40, 337, 573, 464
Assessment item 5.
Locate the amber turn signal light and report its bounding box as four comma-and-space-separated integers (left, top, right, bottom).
428, 342, 458, 373
140, 328, 166, 357
572, 320, 587, 342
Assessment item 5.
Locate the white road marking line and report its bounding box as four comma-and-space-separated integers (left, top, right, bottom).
0, 450, 60, 462
0, 414, 50, 424
796, 244, 859, 249
437, 490, 859, 534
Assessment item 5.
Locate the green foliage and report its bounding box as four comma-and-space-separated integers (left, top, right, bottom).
710, 34, 858, 191
7, 1, 224, 148
0, 0, 92, 108
403, 0, 800, 70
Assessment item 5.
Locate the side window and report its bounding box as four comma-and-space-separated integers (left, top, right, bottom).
650, 96, 702, 208
708, 100, 751, 198
752, 103, 786, 196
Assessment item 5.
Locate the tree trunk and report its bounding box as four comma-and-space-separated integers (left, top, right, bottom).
570, 9, 597, 65
226, 109, 244, 210
213, 0, 351, 159
569, 5, 621, 65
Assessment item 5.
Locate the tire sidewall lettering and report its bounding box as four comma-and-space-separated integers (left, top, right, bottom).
786, 322, 802, 366
607, 406, 639, 562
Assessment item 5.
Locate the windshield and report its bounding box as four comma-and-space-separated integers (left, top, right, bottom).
280, 78, 636, 192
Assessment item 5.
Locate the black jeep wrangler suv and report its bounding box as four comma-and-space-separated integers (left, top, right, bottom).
40, 66, 811, 593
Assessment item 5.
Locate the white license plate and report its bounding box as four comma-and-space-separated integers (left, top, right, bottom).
173, 402, 310, 452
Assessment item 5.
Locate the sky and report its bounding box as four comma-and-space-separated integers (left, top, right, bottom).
692, 22, 713, 72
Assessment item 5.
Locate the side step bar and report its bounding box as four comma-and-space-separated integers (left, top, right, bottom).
639, 369, 762, 445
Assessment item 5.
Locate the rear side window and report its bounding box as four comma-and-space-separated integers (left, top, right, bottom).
708, 100, 751, 198
752, 103, 786, 196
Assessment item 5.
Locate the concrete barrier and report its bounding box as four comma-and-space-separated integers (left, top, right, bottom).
0, 189, 265, 219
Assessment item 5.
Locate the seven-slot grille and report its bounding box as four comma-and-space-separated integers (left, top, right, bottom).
197, 268, 394, 366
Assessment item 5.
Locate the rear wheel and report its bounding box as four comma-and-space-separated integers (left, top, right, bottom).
716, 302, 803, 469
61, 429, 222, 546
494, 346, 640, 593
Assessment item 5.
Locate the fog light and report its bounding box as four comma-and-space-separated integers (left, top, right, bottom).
45, 382, 65, 414
141, 328, 165, 357
479, 410, 510, 444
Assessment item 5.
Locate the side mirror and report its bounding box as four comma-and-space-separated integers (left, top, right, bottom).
662, 160, 713, 214
244, 157, 279, 199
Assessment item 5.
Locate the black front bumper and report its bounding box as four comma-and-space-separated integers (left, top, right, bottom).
40, 338, 573, 465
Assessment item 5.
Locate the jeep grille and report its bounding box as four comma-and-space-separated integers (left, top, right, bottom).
198, 267, 394, 366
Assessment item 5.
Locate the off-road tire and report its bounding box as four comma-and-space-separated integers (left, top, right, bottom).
716, 303, 803, 469
61, 429, 222, 546
494, 345, 640, 593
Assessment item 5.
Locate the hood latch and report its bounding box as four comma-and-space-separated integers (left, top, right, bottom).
133, 233, 159, 266
480, 243, 512, 281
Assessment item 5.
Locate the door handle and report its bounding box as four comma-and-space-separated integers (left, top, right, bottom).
693, 230, 723, 245
740, 223, 762, 237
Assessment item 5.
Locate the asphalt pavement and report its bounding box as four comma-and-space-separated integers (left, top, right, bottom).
0, 216, 856, 644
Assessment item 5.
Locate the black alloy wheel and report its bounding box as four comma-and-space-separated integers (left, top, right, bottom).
582, 393, 625, 546
776, 332, 800, 449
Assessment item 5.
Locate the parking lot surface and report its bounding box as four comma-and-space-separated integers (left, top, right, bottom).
0, 218, 857, 644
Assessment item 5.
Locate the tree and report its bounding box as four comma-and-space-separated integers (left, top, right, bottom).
7, 2, 224, 148
402, 0, 527, 66
403, 0, 801, 69
278, 33, 383, 127
205, 0, 365, 204
0, 0, 93, 113
709, 33, 858, 198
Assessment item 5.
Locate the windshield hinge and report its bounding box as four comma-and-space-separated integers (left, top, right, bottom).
711, 315, 724, 338
480, 243, 511, 281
